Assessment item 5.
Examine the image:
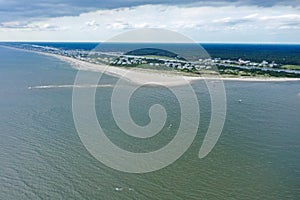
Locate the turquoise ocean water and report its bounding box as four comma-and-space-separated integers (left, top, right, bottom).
0, 46, 299, 199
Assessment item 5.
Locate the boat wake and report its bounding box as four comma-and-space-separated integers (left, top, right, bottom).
28, 84, 113, 89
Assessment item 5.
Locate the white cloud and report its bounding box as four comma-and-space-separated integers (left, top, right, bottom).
243, 13, 259, 19
0, 20, 66, 31
85, 20, 97, 26
0, 4, 299, 43
260, 14, 300, 20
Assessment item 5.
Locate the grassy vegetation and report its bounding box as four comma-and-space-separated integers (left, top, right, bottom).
217, 65, 300, 78
141, 55, 181, 60
280, 65, 300, 70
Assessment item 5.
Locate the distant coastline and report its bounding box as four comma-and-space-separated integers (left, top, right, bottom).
2, 45, 300, 85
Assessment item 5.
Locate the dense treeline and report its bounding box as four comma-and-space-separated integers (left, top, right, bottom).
202, 44, 300, 65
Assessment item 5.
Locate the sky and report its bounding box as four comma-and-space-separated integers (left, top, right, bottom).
0, 0, 299, 43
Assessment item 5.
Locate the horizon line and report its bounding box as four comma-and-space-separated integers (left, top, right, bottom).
0, 41, 300, 45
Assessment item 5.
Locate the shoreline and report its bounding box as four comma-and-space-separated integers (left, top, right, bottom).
2, 45, 300, 85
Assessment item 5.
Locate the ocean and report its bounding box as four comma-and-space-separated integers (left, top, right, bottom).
0, 45, 299, 199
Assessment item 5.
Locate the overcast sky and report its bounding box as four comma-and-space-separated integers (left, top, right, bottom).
0, 0, 299, 43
